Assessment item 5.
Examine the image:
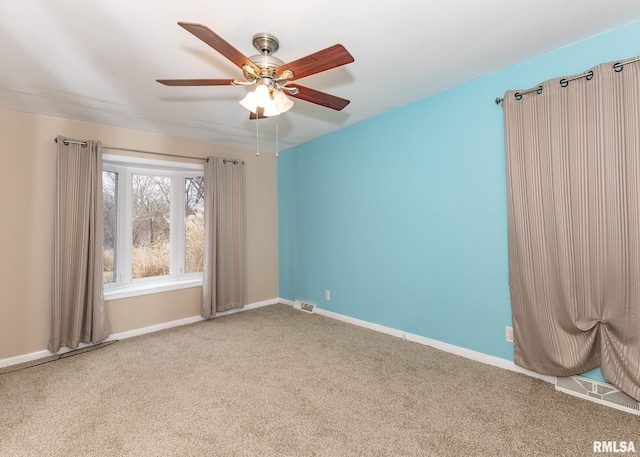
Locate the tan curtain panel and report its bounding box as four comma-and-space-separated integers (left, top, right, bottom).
503, 59, 640, 401
49, 137, 108, 353
201, 157, 245, 317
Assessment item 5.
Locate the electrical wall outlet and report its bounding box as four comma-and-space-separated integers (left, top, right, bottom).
325, 290, 331, 301
505, 326, 514, 343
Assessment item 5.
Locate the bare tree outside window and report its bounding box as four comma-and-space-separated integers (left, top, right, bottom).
131, 174, 171, 279
102, 171, 118, 283
102, 163, 204, 288
185, 176, 204, 273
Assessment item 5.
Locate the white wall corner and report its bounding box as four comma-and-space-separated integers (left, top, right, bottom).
278, 298, 296, 306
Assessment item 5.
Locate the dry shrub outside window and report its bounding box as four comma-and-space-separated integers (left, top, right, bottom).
103, 248, 114, 283
185, 206, 204, 273
131, 240, 171, 278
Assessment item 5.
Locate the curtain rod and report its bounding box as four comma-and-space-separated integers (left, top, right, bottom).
105, 146, 243, 164
55, 138, 87, 147
54, 138, 245, 164
102, 145, 208, 162
494, 55, 640, 105
54, 138, 207, 162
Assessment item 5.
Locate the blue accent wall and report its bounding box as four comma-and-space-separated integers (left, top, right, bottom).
278, 20, 640, 382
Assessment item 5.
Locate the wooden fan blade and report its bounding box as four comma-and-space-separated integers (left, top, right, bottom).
156, 79, 235, 86
178, 22, 261, 74
277, 44, 354, 81
286, 84, 350, 111
249, 107, 268, 120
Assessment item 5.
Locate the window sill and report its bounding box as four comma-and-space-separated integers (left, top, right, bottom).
104, 278, 203, 301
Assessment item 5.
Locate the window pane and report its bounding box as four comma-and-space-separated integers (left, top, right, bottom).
102, 171, 118, 284
131, 174, 171, 279
185, 176, 205, 273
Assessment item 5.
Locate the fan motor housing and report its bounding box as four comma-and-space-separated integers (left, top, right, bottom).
252, 33, 279, 55
249, 54, 284, 69
245, 33, 284, 79
245, 55, 284, 80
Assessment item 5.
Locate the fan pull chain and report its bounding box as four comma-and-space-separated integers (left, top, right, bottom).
256, 113, 260, 156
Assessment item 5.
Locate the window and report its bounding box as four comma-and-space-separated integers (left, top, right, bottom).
131, 173, 172, 279
102, 170, 118, 284
102, 155, 205, 299
184, 176, 205, 274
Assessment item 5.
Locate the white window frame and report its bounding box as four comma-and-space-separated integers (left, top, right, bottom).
103, 154, 204, 300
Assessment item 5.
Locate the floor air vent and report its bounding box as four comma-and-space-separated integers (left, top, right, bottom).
293, 300, 315, 313
555, 376, 640, 415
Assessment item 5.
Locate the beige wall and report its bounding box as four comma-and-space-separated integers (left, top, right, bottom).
0, 108, 278, 360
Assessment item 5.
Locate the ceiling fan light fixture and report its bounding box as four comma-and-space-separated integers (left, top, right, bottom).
240, 83, 272, 113
273, 89, 294, 113
240, 84, 294, 116
262, 89, 294, 116
254, 84, 271, 106
239, 90, 259, 113
263, 101, 279, 117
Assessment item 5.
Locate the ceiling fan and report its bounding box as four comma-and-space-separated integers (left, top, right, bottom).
157, 22, 355, 118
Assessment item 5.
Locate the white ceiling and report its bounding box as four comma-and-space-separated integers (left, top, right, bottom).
2, 1, 640, 151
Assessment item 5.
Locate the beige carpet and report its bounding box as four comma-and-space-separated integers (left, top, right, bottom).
1, 304, 638, 456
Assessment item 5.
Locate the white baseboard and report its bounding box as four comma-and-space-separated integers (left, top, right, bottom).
108, 297, 280, 340
0, 297, 554, 386
105, 315, 206, 342
0, 297, 281, 369
2, 298, 552, 384
272, 301, 640, 415
0, 344, 93, 369
290, 302, 556, 384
